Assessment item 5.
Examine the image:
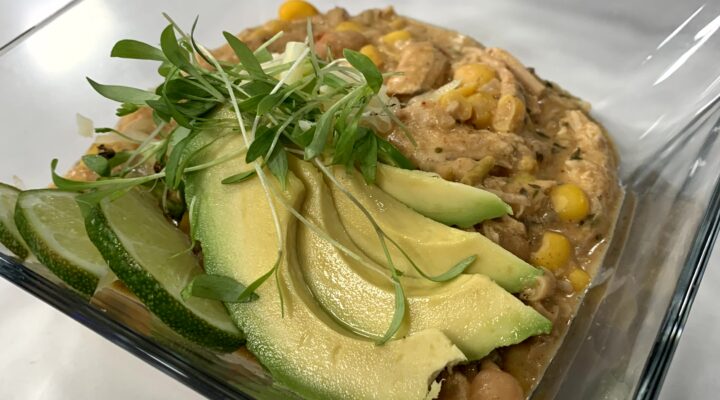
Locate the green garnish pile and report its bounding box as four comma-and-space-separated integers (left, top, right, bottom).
54, 15, 471, 343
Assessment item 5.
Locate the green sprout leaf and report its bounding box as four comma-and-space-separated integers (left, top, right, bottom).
189, 17, 216, 68
356, 133, 378, 183
235, 256, 280, 303
81, 149, 131, 178
160, 23, 225, 101
267, 145, 289, 189
164, 77, 217, 101
51, 159, 155, 191
255, 47, 273, 63
221, 169, 257, 184
111, 39, 167, 61
81, 155, 109, 177
343, 49, 383, 93
160, 24, 193, 73
108, 151, 132, 169
377, 137, 415, 170
116, 103, 140, 116
164, 128, 221, 189
222, 31, 266, 79
181, 274, 259, 303
304, 109, 334, 160
256, 92, 285, 116
377, 279, 406, 345
245, 127, 275, 162
332, 126, 365, 166
87, 78, 159, 104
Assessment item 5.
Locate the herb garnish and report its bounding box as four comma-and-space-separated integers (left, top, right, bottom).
57, 15, 473, 344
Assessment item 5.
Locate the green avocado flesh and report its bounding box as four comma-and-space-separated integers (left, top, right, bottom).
84, 189, 243, 352
0, 183, 29, 259
375, 164, 512, 227
292, 159, 551, 360
14, 190, 107, 296
329, 166, 542, 293
186, 135, 467, 400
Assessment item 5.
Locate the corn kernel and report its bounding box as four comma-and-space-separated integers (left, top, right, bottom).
467, 92, 496, 129
454, 63, 497, 90
531, 231, 572, 271
381, 30, 411, 45
551, 183, 591, 223
439, 90, 473, 121
567, 268, 591, 292
278, 0, 319, 21
455, 84, 476, 97
335, 21, 363, 32
492, 94, 525, 133
359, 44, 383, 67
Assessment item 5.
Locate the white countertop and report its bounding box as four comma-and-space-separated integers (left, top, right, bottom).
0, 1, 717, 399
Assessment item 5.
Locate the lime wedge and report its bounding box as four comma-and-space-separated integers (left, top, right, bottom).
84, 188, 244, 352
14, 189, 108, 296
0, 183, 29, 259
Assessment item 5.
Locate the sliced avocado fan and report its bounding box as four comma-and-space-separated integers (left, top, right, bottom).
330, 166, 542, 293
185, 135, 466, 400
292, 158, 551, 360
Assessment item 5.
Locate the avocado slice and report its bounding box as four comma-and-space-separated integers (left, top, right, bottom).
329, 166, 541, 293
186, 136, 466, 400
292, 159, 551, 360
375, 164, 512, 227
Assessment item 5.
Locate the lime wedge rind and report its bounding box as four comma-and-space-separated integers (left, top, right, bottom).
0, 221, 29, 260
0, 183, 29, 260
14, 190, 107, 296
84, 191, 244, 352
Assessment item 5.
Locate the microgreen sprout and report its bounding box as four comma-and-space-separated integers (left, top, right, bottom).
53, 14, 476, 343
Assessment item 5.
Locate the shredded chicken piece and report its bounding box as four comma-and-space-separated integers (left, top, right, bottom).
520, 269, 556, 301
556, 110, 617, 217
315, 30, 368, 58
322, 7, 350, 26
439, 373, 470, 400
486, 47, 545, 95
496, 66, 522, 99
481, 216, 530, 260
468, 361, 524, 400
386, 41, 449, 95
386, 100, 535, 180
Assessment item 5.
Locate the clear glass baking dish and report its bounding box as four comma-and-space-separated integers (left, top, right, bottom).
1, 0, 719, 398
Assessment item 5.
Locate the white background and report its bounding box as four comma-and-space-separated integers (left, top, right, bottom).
0, 0, 717, 399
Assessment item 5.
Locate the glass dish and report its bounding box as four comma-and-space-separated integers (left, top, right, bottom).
1, 0, 719, 398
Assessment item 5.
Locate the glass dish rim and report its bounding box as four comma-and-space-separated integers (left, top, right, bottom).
0, 253, 253, 400
1, 1, 720, 398
630, 106, 720, 398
